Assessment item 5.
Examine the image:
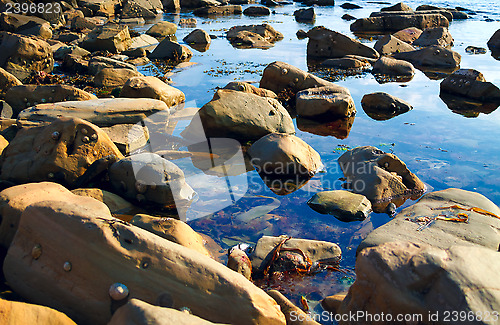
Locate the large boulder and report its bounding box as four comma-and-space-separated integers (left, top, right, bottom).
80, 24, 132, 53
393, 45, 460, 69
339, 242, 500, 324
3, 199, 286, 325
296, 86, 356, 118
350, 14, 449, 33
358, 188, 500, 253
93, 67, 143, 87
17, 98, 169, 127
307, 190, 372, 222
372, 56, 415, 77
4, 84, 97, 117
440, 69, 500, 101
0, 298, 76, 325
146, 21, 177, 38
0, 117, 123, 186
373, 34, 414, 56
0, 67, 22, 92
148, 39, 192, 63
121, 0, 163, 19
181, 89, 294, 141
361, 92, 413, 120
0, 12, 52, 39
227, 24, 283, 49
487, 29, 500, 53
413, 26, 453, 47
71, 188, 137, 215
338, 146, 425, 212
0, 32, 54, 82
306, 26, 379, 59
120, 76, 185, 107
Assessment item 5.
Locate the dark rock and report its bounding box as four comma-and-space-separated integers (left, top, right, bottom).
296, 29, 308, 39
148, 39, 193, 63
341, 14, 356, 21
294, 8, 315, 22
440, 69, 500, 101
243, 5, 271, 16
340, 2, 361, 9
487, 29, 500, 52
320, 56, 371, 69
372, 56, 415, 77
361, 92, 412, 120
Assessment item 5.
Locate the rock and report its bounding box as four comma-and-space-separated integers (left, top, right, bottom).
393, 45, 460, 69
350, 14, 449, 33
243, 6, 271, 16
321, 294, 346, 313
250, 235, 341, 274
361, 92, 412, 120
129, 214, 211, 257
227, 248, 252, 279
101, 123, 150, 155
0, 67, 22, 92
294, 8, 315, 22
129, 34, 159, 52
296, 86, 355, 118
0, 32, 54, 82
61, 54, 89, 74
0, 134, 8, 154
120, 18, 146, 25
296, 29, 308, 39
71, 188, 137, 215
307, 190, 371, 222
163, 0, 181, 10
465, 46, 487, 54
440, 69, 500, 102
0, 12, 52, 39
183, 29, 211, 44
70, 16, 97, 31
268, 290, 321, 325
148, 39, 192, 63
304, 0, 334, 6
307, 26, 379, 59
77, 0, 120, 16
372, 56, 415, 77
374, 34, 414, 55
0, 298, 77, 325
121, 76, 185, 107
0, 117, 123, 186
320, 56, 371, 69
340, 3, 361, 9
54, 46, 90, 60
193, 5, 243, 16
146, 21, 177, 38
227, 24, 283, 49
18, 98, 169, 127
261, 0, 279, 7
338, 146, 425, 212
93, 67, 143, 87
123, 48, 148, 57
487, 29, 500, 52
413, 26, 453, 47
4, 198, 286, 325
4, 84, 96, 117
108, 299, 219, 325
392, 27, 422, 44
260, 61, 350, 96
121, 0, 163, 19
342, 13, 356, 21
380, 2, 412, 12
179, 18, 197, 27
339, 242, 500, 324
440, 93, 499, 117
88, 56, 137, 75
80, 23, 132, 53
181, 89, 294, 141
223, 81, 277, 98
416, 5, 470, 19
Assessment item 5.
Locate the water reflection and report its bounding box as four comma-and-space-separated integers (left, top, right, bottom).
297, 116, 355, 138
187, 42, 211, 52
439, 93, 499, 117
361, 102, 412, 121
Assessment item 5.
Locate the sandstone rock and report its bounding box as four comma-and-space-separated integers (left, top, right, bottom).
339, 242, 500, 324
5, 84, 96, 117
361, 92, 412, 120
338, 146, 425, 212
374, 34, 414, 55
350, 14, 449, 33
487, 29, 500, 52
227, 248, 252, 279
307, 190, 371, 222
18, 98, 169, 127
0, 298, 77, 325
4, 199, 286, 324
440, 69, 500, 101
392, 27, 422, 44
223, 81, 277, 98
380, 2, 412, 12
0, 32, 54, 82
243, 6, 271, 16
120, 18, 146, 25
307, 26, 379, 59
193, 5, 242, 16
0, 117, 123, 186
319, 56, 371, 69
413, 26, 453, 47
80, 24, 132, 53
183, 29, 211, 44
121, 0, 163, 19
227, 24, 282, 49
149, 39, 192, 63
146, 21, 177, 38
0, 12, 52, 39
181, 89, 294, 141
416, 5, 470, 19
109, 299, 219, 325
250, 235, 341, 274
71, 188, 137, 215
0, 67, 21, 92
393, 45, 460, 69
268, 290, 321, 325
121, 76, 185, 107
93, 67, 143, 87
101, 123, 150, 155
296, 86, 356, 118
372, 56, 415, 77
88, 56, 137, 75
294, 8, 315, 22
62, 54, 89, 74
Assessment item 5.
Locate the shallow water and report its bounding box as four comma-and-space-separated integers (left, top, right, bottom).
132, 0, 500, 318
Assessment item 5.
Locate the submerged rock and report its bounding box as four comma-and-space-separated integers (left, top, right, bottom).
193, 5, 243, 16
350, 13, 449, 33
440, 68, 500, 101
307, 190, 372, 222
296, 86, 356, 118
372, 56, 415, 77
392, 27, 422, 44
393, 45, 461, 69
320, 56, 372, 69
340, 3, 362, 9
121, 76, 186, 107
413, 26, 453, 47
361, 92, 412, 120
374, 34, 414, 56
227, 24, 283, 49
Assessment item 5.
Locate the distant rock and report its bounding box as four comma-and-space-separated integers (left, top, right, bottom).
380, 2, 413, 12
227, 24, 283, 49
121, 0, 163, 19
340, 3, 362, 9
193, 5, 243, 16
350, 13, 449, 33
342, 14, 357, 21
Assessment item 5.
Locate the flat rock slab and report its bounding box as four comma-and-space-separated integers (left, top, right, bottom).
308, 190, 371, 222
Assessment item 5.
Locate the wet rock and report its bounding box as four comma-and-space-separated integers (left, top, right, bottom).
340, 3, 362, 9
372, 56, 415, 77
250, 235, 341, 274
146, 21, 177, 38
268, 290, 321, 325
123, 48, 148, 57
0, 67, 22, 92
88, 56, 137, 75
18, 98, 169, 127
440, 68, 500, 101
380, 2, 412, 12
71, 188, 137, 215
93, 67, 143, 87
149, 39, 192, 63
294, 8, 315, 22
80, 23, 132, 53
163, 0, 181, 10
350, 13, 449, 33
338, 146, 425, 212
296, 86, 355, 118
183, 29, 211, 45
109, 299, 219, 325
339, 242, 500, 324
392, 26, 422, 44
308, 190, 371, 222
227, 248, 252, 279
4, 198, 286, 325
487, 29, 500, 53
296, 116, 354, 139
374, 34, 414, 55
261, 0, 280, 7
193, 5, 243, 16
304, 0, 334, 6
321, 293, 346, 313
260, 61, 350, 96
179, 18, 197, 27
121, 76, 185, 107
223, 81, 277, 98
243, 6, 271, 16
120, 17, 146, 25
371, 9, 453, 22
342, 14, 356, 21
416, 5, 470, 19
101, 123, 150, 155
393, 45, 461, 69
361, 92, 412, 120
0, 12, 52, 39
0, 298, 77, 325
0, 117, 123, 186
121, 0, 163, 19
182, 89, 294, 141
0, 32, 54, 82
227, 24, 283, 49
4, 84, 96, 117
307, 26, 379, 59
413, 26, 453, 47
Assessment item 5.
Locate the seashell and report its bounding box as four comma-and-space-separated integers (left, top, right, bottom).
91, 133, 98, 141
51, 131, 60, 140
109, 283, 129, 301
31, 244, 42, 260
82, 136, 89, 143
63, 261, 72, 272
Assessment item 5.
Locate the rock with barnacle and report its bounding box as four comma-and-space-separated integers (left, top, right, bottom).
3, 198, 286, 325
439, 69, 500, 102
